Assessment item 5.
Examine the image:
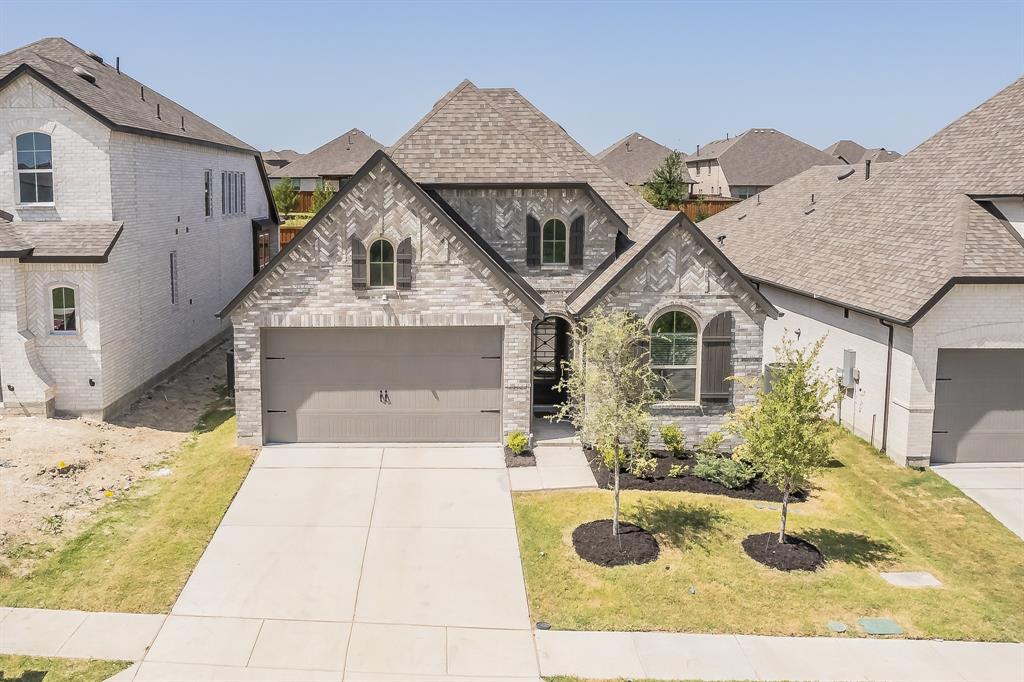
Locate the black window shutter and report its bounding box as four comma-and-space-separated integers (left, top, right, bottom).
351, 237, 368, 290
701, 311, 734, 403
396, 237, 413, 290
526, 215, 541, 266
569, 215, 585, 266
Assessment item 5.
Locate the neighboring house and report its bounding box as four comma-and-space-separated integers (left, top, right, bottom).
700, 76, 1024, 467
0, 37, 279, 419
687, 128, 842, 199
823, 139, 902, 165
269, 128, 383, 192
220, 80, 777, 446
261, 148, 301, 174
596, 132, 697, 191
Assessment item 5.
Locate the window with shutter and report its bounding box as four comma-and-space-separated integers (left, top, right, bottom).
700, 311, 734, 403
351, 238, 368, 290
526, 215, 541, 266
651, 311, 698, 401
569, 215, 585, 266
396, 237, 413, 290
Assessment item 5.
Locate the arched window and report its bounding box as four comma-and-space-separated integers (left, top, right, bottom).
651, 310, 698, 401
542, 219, 567, 264
51, 286, 77, 333
17, 132, 53, 204
369, 239, 395, 288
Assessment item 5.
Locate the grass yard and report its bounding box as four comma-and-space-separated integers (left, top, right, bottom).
0, 654, 130, 682
515, 430, 1024, 641
0, 409, 254, 613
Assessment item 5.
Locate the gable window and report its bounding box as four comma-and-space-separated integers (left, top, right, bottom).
542, 219, 567, 264
51, 286, 76, 333
17, 132, 54, 204
203, 170, 213, 216
369, 239, 394, 288
651, 310, 699, 401
221, 171, 245, 215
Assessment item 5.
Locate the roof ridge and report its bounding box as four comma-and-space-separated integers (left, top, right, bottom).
595, 132, 638, 160
388, 79, 476, 155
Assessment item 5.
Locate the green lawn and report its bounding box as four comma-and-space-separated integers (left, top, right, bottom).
0, 655, 130, 682
0, 409, 254, 613
515, 430, 1024, 640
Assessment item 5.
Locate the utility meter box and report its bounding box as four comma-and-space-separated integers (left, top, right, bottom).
841, 349, 857, 387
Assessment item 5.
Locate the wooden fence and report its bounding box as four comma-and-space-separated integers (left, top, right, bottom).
280, 226, 302, 246
677, 196, 740, 222
294, 191, 314, 213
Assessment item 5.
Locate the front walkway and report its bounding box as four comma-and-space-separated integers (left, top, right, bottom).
933, 463, 1024, 539
135, 443, 538, 681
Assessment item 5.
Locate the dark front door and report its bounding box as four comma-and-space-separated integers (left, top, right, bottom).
533, 317, 572, 407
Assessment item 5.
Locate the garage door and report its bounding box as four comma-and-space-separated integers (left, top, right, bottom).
931, 349, 1024, 463
262, 327, 502, 443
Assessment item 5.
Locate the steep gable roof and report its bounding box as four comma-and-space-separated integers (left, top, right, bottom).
699, 76, 1024, 323
824, 139, 901, 164
596, 132, 698, 186
262, 149, 301, 163
689, 128, 842, 187
0, 37, 253, 153
270, 129, 384, 179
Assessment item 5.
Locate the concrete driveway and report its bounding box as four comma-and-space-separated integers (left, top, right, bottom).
135, 443, 539, 681
933, 463, 1024, 539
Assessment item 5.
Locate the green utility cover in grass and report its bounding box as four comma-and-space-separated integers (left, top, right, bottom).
859, 617, 904, 635
827, 620, 848, 633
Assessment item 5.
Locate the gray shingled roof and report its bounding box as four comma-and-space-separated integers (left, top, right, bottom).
269, 130, 383, 179
699, 76, 1024, 323
860, 147, 902, 164
0, 221, 123, 261
689, 128, 842, 186
262, 149, 301, 163
0, 38, 254, 153
824, 140, 901, 164
595, 132, 697, 186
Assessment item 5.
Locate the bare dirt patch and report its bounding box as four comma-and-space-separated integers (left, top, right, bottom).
0, 343, 230, 572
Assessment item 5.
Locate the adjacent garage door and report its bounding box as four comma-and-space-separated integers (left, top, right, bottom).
931, 349, 1024, 463
262, 327, 502, 443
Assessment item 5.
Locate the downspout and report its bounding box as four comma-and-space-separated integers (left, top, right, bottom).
878, 318, 895, 453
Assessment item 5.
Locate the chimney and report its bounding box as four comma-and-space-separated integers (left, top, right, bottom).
181, 115, 185, 131
865, 160, 871, 180
696, 144, 700, 154
156, 103, 161, 120
116, 57, 120, 73
140, 85, 145, 101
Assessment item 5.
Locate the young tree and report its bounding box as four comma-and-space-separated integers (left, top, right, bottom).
644, 151, 688, 209
311, 179, 335, 213
272, 177, 298, 216
555, 310, 660, 536
727, 335, 840, 543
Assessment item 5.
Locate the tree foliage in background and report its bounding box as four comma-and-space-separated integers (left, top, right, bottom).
272, 177, 298, 216
644, 151, 688, 209
555, 310, 661, 537
726, 334, 840, 543
311, 179, 335, 213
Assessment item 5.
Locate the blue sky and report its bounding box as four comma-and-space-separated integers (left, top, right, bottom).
2, 1, 1022, 156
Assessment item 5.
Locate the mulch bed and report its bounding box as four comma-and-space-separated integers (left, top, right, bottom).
572, 519, 660, 567
586, 449, 802, 502
742, 532, 824, 571
505, 446, 536, 468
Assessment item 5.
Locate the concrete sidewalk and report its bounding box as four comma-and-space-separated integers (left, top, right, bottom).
0, 607, 164, 661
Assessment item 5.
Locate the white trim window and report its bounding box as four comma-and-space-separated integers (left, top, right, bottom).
50, 285, 77, 334
651, 310, 699, 401
221, 170, 245, 215
541, 218, 567, 264
169, 251, 179, 304
203, 169, 213, 217
16, 132, 54, 204
369, 238, 395, 288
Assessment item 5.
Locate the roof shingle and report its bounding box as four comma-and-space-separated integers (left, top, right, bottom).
269, 130, 383, 179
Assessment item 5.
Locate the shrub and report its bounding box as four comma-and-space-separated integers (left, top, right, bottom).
660, 424, 686, 458
693, 452, 755, 489
696, 431, 725, 457
628, 452, 658, 479
668, 463, 685, 478
506, 431, 529, 455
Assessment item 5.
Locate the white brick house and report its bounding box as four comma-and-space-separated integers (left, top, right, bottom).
701, 77, 1024, 467
0, 38, 278, 418
220, 81, 777, 446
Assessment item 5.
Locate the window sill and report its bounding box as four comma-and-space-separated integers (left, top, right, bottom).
652, 400, 700, 409
16, 203, 56, 208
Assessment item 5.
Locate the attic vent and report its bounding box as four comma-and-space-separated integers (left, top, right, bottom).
837, 168, 856, 181
716, 234, 727, 245
85, 51, 103, 64
73, 66, 97, 84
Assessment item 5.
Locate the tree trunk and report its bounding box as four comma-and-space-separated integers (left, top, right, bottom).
612, 443, 621, 537
778, 479, 791, 544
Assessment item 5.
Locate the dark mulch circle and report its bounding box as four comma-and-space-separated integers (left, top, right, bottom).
742, 532, 824, 571
504, 446, 536, 468
572, 519, 660, 567
586, 450, 803, 502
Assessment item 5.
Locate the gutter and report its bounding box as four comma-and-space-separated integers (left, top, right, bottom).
878, 318, 895, 453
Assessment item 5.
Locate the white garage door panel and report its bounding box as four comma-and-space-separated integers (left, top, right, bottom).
262, 327, 502, 443
931, 349, 1024, 464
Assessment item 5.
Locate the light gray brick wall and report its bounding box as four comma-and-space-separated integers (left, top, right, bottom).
597, 225, 767, 448
231, 160, 535, 444
0, 260, 56, 414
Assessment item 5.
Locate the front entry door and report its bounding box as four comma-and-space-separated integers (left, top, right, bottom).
532, 317, 571, 407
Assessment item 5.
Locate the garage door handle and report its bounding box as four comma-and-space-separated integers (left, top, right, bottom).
480, 409, 500, 413
481, 355, 501, 359
267, 410, 287, 413
265, 356, 286, 360
932, 430, 948, 434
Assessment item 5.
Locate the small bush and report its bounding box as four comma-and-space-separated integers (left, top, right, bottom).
660, 424, 686, 458
668, 463, 685, 478
506, 431, 529, 455
696, 430, 725, 457
693, 452, 755, 489
628, 452, 658, 479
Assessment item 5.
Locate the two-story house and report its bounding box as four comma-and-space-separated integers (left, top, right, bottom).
220, 80, 777, 446
0, 37, 278, 418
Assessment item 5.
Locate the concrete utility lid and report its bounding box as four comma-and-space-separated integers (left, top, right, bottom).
827, 620, 848, 633
879, 571, 942, 588
859, 617, 904, 635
